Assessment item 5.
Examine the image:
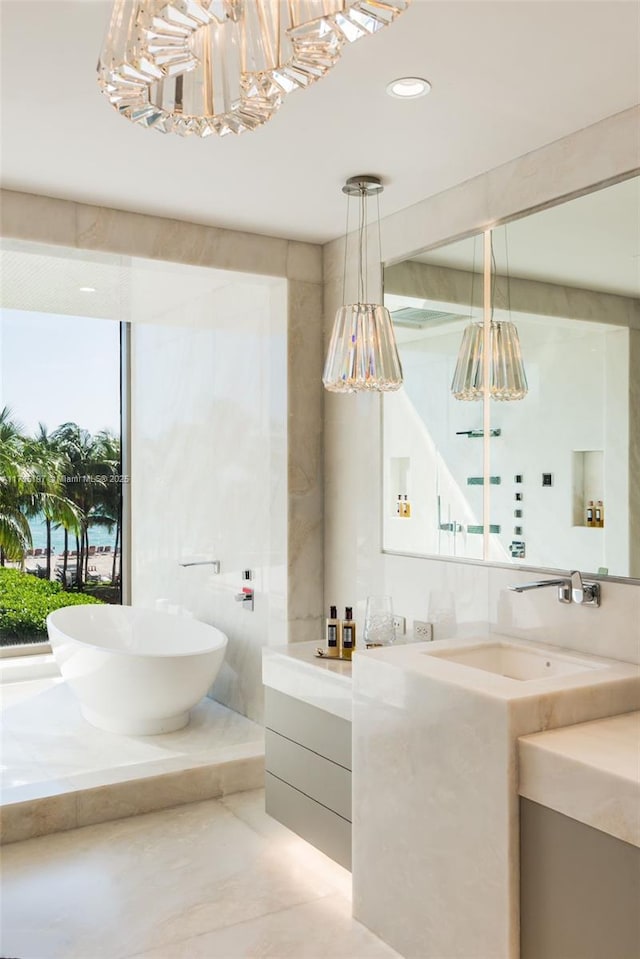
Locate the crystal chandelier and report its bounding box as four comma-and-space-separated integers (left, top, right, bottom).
323, 175, 403, 393
98, 0, 411, 137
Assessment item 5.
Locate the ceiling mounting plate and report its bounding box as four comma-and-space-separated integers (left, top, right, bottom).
342, 174, 384, 197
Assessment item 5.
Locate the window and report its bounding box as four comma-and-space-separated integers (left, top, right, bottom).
0, 245, 125, 647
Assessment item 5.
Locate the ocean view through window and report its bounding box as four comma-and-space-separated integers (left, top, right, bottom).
0, 307, 123, 646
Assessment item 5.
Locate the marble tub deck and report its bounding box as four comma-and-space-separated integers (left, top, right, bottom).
0, 678, 264, 844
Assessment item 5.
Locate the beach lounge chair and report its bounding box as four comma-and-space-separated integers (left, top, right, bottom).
104, 546, 112, 553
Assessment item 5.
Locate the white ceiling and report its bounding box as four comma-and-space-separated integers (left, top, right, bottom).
1, 1, 639, 243
413, 175, 640, 297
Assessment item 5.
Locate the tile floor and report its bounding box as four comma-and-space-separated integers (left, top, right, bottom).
0, 789, 400, 959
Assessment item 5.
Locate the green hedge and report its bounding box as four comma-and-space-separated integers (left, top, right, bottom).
0, 568, 102, 645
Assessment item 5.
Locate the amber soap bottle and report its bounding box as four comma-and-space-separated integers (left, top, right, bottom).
342, 607, 356, 661
326, 605, 340, 658
586, 500, 594, 527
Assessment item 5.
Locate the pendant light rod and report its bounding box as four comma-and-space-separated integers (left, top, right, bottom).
358, 190, 366, 304
483, 229, 492, 559
343, 175, 383, 306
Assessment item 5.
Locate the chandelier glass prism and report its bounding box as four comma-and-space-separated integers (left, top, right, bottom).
98, 0, 411, 137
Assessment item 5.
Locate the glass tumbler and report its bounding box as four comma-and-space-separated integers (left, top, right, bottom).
363, 595, 396, 647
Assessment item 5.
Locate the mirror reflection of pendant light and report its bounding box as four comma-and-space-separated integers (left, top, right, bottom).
323, 175, 403, 393
451, 229, 528, 402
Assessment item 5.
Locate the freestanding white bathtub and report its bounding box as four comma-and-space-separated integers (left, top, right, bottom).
47, 605, 228, 735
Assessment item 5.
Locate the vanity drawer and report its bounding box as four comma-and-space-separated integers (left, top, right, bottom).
265, 772, 352, 870
265, 728, 351, 821
264, 687, 351, 770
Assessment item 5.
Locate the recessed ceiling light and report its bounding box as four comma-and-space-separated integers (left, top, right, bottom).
386, 77, 431, 99
79, 286, 97, 293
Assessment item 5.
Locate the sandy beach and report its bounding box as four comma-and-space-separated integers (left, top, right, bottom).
21, 548, 120, 584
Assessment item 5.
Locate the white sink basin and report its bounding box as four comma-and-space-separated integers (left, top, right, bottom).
426, 640, 604, 681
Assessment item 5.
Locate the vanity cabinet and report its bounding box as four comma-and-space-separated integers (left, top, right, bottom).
520, 798, 640, 959
264, 686, 352, 869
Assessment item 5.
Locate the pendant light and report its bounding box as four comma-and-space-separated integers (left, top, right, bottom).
450, 321, 528, 401
451, 229, 527, 402
323, 175, 403, 393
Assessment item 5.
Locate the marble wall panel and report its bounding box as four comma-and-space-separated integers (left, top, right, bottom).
0, 191, 323, 281
287, 281, 324, 643
130, 276, 288, 723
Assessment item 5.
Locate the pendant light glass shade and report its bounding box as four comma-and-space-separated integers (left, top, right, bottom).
323, 175, 403, 393
490, 319, 528, 401
450, 321, 483, 401
98, 0, 411, 138
323, 304, 403, 393
451, 320, 528, 401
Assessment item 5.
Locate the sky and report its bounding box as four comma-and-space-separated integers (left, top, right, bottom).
0, 309, 120, 436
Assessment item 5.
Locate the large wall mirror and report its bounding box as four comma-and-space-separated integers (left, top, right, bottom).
382, 175, 639, 580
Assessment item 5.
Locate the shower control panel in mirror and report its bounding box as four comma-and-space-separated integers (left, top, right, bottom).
382, 175, 639, 579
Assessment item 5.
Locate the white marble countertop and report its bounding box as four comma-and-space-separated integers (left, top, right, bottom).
262, 641, 353, 720
360, 633, 640, 702
519, 711, 640, 847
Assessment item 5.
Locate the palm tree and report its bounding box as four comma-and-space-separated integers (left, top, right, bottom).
50, 424, 107, 590
0, 407, 33, 564
24, 424, 82, 580
90, 430, 122, 586
50, 423, 89, 588
50, 422, 82, 585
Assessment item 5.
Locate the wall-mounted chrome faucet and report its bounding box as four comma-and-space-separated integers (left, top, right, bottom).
508, 570, 600, 607
178, 560, 221, 573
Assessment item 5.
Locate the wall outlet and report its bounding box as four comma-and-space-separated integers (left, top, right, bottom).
392, 615, 406, 635
414, 620, 434, 641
